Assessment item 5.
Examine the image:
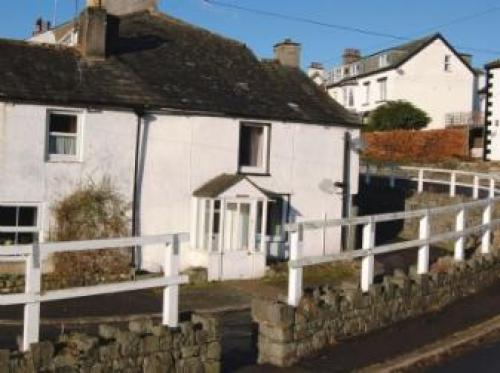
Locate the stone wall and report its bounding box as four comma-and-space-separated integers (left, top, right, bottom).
1, 315, 221, 372
252, 253, 500, 367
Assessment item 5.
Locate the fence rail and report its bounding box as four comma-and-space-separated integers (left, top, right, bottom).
0, 233, 189, 351
286, 165, 500, 307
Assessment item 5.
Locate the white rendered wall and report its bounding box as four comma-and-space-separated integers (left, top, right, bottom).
0, 102, 359, 275
328, 39, 475, 129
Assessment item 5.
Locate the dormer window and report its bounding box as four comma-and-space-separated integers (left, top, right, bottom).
379, 54, 389, 68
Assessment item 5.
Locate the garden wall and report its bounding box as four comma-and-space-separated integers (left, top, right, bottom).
252, 253, 500, 367
362, 128, 468, 163
2, 315, 221, 372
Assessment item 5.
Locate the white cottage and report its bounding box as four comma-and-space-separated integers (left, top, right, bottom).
0, 0, 360, 280
309, 34, 478, 129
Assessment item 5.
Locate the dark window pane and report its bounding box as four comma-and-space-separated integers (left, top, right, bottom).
267, 198, 284, 236
0, 233, 16, 245
0, 207, 17, 226
49, 114, 77, 133
18, 233, 37, 244
239, 125, 264, 167
18, 207, 37, 227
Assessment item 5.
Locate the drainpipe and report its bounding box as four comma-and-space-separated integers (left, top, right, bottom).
342, 131, 352, 251
132, 107, 145, 269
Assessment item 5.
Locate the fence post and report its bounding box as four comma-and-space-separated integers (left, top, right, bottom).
418, 169, 424, 193
361, 217, 375, 292
481, 200, 493, 255
450, 172, 456, 198
454, 207, 466, 262
365, 164, 371, 185
163, 234, 180, 327
490, 178, 496, 198
389, 164, 396, 189
23, 244, 41, 352
473, 176, 479, 200
418, 210, 430, 274
288, 225, 303, 307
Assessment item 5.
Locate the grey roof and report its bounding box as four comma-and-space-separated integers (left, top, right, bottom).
486, 60, 500, 69
328, 33, 475, 88
0, 10, 359, 127
193, 174, 276, 198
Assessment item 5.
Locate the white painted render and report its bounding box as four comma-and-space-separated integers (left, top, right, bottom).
0, 102, 359, 279
486, 67, 500, 161
326, 38, 475, 129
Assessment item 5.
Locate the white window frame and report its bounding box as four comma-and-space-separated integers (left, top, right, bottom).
0, 202, 42, 245
379, 54, 389, 68
363, 82, 371, 105
444, 55, 452, 72
238, 122, 271, 175
46, 109, 84, 163
378, 77, 387, 102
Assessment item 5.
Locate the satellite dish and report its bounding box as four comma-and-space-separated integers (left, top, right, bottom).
319, 179, 337, 195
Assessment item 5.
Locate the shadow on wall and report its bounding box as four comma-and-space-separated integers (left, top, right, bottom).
357, 176, 415, 246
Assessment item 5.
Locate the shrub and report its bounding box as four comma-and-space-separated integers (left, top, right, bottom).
366, 101, 431, 131
51, 178, 132, 285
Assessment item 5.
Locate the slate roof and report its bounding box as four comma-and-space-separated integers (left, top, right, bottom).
193, 174, 276, 198
486, 60, 500, 69
327, 33, 474, 88
0, 11, 359, 127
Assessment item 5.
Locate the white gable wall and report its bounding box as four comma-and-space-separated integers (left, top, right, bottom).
328, 38, 474, 129
485, 67, 500, 160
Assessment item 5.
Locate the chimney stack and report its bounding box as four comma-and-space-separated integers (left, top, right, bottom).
273, 39, 301, 68
100, 0, 157, 15
78, 3, 108, 60
342, 48, 361, 65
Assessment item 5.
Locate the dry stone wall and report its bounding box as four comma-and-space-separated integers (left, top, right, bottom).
1, 315, 221, 372
252, 253, 500, 367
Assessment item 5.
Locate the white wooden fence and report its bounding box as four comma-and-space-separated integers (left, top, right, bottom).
0, 233, 189, 351
286, 165, 500, 307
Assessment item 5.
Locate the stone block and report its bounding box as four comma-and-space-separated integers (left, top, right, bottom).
98, 344, 119, 362
176, 357, 204, 373
98, 324, 119, 340
0, 350, 9, 372
191, 314, 220, 341
181, 345, 200, 359
258, 335, 297, 364
203, 361, 221, 373
129, 318, 154, 335
252, 298, 295, 327
206, 342, 221, 360
140, 335, 160, 355
260, 323, 294, 343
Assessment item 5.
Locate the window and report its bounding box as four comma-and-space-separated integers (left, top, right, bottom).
266, 196, 289, 239
238, 122, 270, 174
444, 55, 451, 72
0, 205, 40, 245
363, 82, 371, 105
379, 54, 389, 68
348, 88, 355, 107
47, 111, 81, 161
378, 78, 387, 101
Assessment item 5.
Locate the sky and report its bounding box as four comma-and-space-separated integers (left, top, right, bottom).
0, 0, 499, 70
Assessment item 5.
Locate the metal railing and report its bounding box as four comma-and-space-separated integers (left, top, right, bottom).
286, 165, 500, 307
0, 233, 189, 351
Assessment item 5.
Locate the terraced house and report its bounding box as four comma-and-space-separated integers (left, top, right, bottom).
0, 0, 360, 280
308, 34, 479, 129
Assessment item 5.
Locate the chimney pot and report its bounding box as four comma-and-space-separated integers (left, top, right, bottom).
342, 48, 361, 65
273, 39, 301, 68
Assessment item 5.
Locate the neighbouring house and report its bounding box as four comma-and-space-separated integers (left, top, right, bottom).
0, 0, 360, 280
308, 34, 479, 130
483, 60, 500, 161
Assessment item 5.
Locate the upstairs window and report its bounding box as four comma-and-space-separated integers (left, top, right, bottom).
0, 205, 39, 245
238, 122, 270, 174
363, 82, 371, 105
47, 111, 81, 161
444, 55, 452, 72
378, 78, 387, 101
348, 88, 355, 107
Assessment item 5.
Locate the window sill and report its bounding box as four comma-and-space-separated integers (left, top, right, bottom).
362, 103, 370, 107
375, 100, 387, 104
46, 155, 82, 164
238, 166, 270, 176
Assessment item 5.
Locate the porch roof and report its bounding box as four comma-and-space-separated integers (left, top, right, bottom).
193, 174, 277, 199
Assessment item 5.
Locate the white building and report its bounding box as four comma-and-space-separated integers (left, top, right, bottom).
309, 34, 478, 130
0, 0, 360, 280
484, 60, 500, 161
